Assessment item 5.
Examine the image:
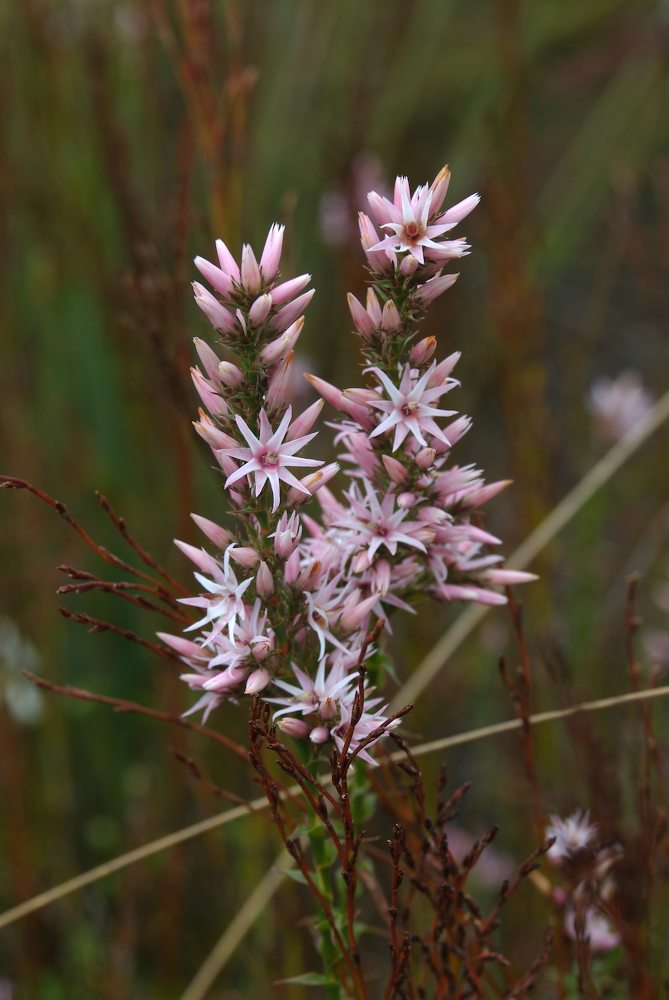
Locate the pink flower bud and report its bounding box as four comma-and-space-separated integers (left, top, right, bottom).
296, 560, 324, 591
215, 238, 241, 282
192, 283, 237, 334
194, 255, 234, 297
367, 190, 390, 226
248, 293, 273, 325
310, 725, 331, 744
259, 223, 284, 281
174, 539, 216, 574
482, 569, 538, 586
400, 255, 418, 276
286, 399, 323, 440
344, 387, 377, 406
428, 352, 461, 387
438, 583, 507, 607
266, 352, 295, 412
180, 672, 207, 689
284, 549, 301, 584
215, 450, 242, 478
308, 376, 374, 427
270, 273, 311, 307
410, 337, 437, 365
240, 244, 261, 294
271, 290, 315, 332
429, 164, 451, 213
229, 546, 260, 568
318, 697, 338, 720
460, 480, 512, 509
359, 212, 392, 273
438, 193, 481, 225
191, 368, 228, 418
352, 550, 372, 573
347, 292, 375, 338
245, 668, 271, 695
417, 506, 449, 524
277, 717, 310, 739
381, 300, 401, 333
466, 525, 502, 546
374, 559, 392, 594
193, 411, 234, 450
339, 593, 379, 632
191, 513, 232, 548
415, 447, 436, 469
203, 666, 247, 692
256, 561, 275, 598
251, 637, 273, 662
366, 288, 383, 326
193, 338, 223, 383
397, 492, 416, 509
193, 410, 239, 448
442, 415, 471, 446
287, 463, 339, 504
218, 361, 243, 387
305, 372, 348, 411
261, 317, 304, 365
382, 454, 408, 484
415, 271, 459, 306
413, 526, 435, 544
157, 632, 206, 659
274, 525, 301, 559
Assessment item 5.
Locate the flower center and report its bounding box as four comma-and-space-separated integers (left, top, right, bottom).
262, 450, 280, 467
402, 400, 420, 416
403, 221, 425, 244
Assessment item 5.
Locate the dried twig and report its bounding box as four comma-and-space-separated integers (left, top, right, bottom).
24, 671, 247, 761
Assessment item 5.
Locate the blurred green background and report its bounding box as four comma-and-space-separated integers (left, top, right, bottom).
2, 0, 669, 995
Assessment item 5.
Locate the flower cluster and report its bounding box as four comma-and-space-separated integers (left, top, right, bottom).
159, 165, 535, 761
547, 810, 622, 952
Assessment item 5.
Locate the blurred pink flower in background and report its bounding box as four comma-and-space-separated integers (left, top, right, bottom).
588, 371, 654, 443
318, 154, 388, 246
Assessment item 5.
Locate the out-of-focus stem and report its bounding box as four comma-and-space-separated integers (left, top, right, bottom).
308, 824, 344, 1000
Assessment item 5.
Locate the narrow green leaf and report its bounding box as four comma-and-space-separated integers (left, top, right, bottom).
279, 868, 308, 886
276, 972, 339, 986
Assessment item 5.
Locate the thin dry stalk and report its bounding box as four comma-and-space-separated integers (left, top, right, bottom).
3, 682, 669, 932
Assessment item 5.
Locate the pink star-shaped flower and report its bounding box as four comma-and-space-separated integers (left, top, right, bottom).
223, 407, 322, 512
367, 363, 457, 451
368, 176, 476, 264
335, 480, 426, 562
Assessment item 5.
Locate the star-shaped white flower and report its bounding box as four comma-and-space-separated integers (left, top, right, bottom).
223, 407, 323, 512
546, 810, 597, 862
367, 363, 457, 451
268, 656, 355, 721
179, 548, 252, 644
367, 175, 479, 265
335, 480, 426, 562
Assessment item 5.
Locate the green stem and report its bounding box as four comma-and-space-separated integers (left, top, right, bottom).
308, 824, 346, 1000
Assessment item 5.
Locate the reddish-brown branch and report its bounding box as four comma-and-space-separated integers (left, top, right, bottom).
0, 477, 183, 597
170, 748, 250, 807
57, 564, 186, 616
95, 491, 188, 595
503, 589, 546, 842
57, 579, 188, 623
58, 607, 184, 665
23, 670, 247, 760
